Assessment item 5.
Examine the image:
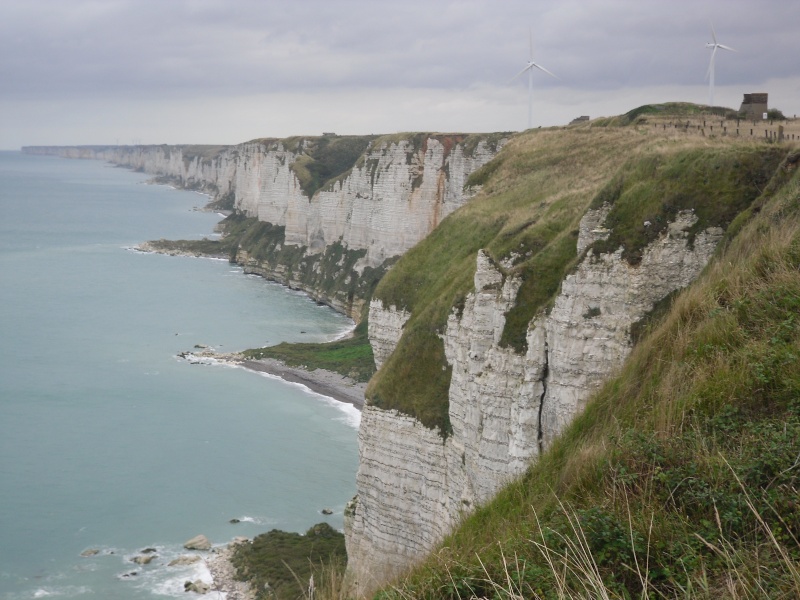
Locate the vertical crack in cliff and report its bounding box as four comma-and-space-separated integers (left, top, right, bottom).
537, 338, 549, 456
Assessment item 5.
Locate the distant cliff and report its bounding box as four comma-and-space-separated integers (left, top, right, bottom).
24, 134, 505, 319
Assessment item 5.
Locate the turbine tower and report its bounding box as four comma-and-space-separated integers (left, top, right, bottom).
705, 22, 736, 107
510, 28, 557, 130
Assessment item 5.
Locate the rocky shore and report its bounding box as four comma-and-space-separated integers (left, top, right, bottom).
207, 542, 255, 600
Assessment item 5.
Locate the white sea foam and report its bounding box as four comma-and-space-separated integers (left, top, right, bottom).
145, 561, 222, 599
235, 515, 275, 525
314, 393, 362, 428
116, 543, 225, 599
179, 353, 220, 365
30, 586, 91, 598
248, 369, 362, 429
331, 324, 356, 341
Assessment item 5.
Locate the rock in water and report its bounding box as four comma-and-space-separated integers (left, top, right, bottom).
132, 555, 155, 565
168, 555, 202, 566
184, 579, 211, 594
183, 534, 212, 551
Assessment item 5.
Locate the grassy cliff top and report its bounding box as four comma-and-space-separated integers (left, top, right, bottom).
282, 132, 510, 198
377, 138, 800, 598
367, 106, 793, 436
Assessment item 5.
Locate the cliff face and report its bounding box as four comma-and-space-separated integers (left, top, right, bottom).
345, 206, 726, 591
24, 138, 498, 265
367, 300, 411, 370
24, 137, 500, 318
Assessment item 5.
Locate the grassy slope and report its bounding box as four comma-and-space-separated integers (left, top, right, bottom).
378, 150, 800, 598
367, 124, 784, 436
287, 135, 377, 198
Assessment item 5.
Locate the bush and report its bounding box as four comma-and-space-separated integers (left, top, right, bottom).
231, 523, 347, 600
768, 108, 787, 121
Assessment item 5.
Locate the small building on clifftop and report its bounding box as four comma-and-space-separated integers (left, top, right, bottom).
739, 93, 768, 120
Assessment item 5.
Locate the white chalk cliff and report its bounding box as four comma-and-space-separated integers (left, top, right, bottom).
25, 138, 498, 271
345, 208, 724, 592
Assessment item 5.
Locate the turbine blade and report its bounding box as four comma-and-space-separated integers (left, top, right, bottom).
710, 21, 718, 45
509, 64, 533, 83
533, 62, 559, 80
529, 27, 533, 61
718, 43, 737, 52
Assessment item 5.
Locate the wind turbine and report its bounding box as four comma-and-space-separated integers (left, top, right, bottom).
510, 28, 558, 130
705, 22, 736, 107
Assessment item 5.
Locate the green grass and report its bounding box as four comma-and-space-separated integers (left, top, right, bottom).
243, 318, 376, 383
593, 102, 740, 127
287, 135, 376, 198
375, 152, 800, 599
589, 146, 786, 264
368, 124, 787, 434
231, 523, 346, 600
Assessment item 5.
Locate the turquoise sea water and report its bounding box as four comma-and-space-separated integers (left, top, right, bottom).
0, 152, 359, 599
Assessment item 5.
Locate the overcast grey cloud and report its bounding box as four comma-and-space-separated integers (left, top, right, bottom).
1, 0, 798, 148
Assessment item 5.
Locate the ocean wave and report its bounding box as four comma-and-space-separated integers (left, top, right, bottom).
331, 324, 356, 341
314, 394, 362, 428
234, 515, 275, 525
28, 586, 91, 598
249, 369, 362, 429
180, 351, 362, 428
115, 543, 223, 599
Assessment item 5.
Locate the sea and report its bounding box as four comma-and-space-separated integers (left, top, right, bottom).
0, 151, 360, 599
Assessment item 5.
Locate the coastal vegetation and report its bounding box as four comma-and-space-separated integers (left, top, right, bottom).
283, 134, 377, 198
242, 317, 375, 383
230, 522, 347, 600
378, 147, 800, 599
144, 213, 391, 322
366, 122, 787, 435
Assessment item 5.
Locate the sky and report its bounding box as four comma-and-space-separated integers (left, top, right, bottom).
1, 0, 798, 149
